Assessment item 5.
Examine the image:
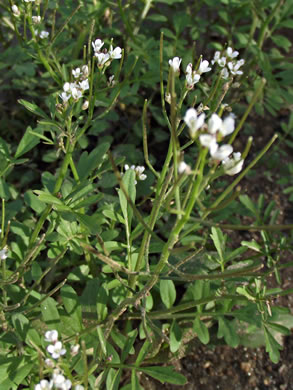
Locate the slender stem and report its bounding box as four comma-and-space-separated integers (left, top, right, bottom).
142, 100, 159, 178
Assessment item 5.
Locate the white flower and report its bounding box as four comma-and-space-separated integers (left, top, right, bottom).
211, 51, 220, 65
81, 65, 89, 77
108, 75, 116, 87
75, 386, 84, 390
0, 247, 8, 260
32, 16, 41, 24
109, 45, 122, 60
60, 92, 70, 103
197, 59, 211, 75
210, 144, 233, 161
72, 68, 81, 78
52, 373, 71, 390
208, 113, 222, 134
184, 108, 205, 138
169, 57, 182, 73
222, 152, 244, 175
47, 341, 66, 359
219, 115, 235, 136
186, 63, 201, 88
95, 52, 110, 67
39, 31, 49, 39
24, 0, 35, 2
227, 59, 244, 76
79, 79, 89, 91
226, 47, 239, 59
12, 5, 20, 17
44, 358, 55, 368
35, 379, 53, 390
44, 330, 58, 343
92, 38, 104, 53
124, 165, 147, 184
221, 67, 229, 79
71, 87, 83, 100
199, 134, 217, 149
218, 57, 226, 67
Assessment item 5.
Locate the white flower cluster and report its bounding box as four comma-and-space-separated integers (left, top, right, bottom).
35, 331, 84, 390
92, 38, 122, 68
59, 65, 89, 105
45, 330, 66, 359
169, 57, 212, 89
124, 164, 147, 184
184, 108, 244, 175
211, 47, 245, 79
35, 370, 84, 390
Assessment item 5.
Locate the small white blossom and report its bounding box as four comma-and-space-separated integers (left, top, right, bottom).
199, 134, 217, 149
95, 52, 110, 67
208, 113, 222, 134
109, 45, 122, 60
219, 115, 235, 136
60, 92, 70, 103
221, 67, 229, 79
222, 152, 244, 175
0, 247, 8, 260
169, 57, 182, 73
92, 38, 104, 53
45, 330, 58, 343
12, 5, 20, 17
75, 386, 84, 390
72, 68, 81, 78
211, 51, 220, 65
47, 341, 66, 359
71, 86, 83, 100
32, 16, 41, 24
79, 79, 89, 91
210, 143, 233, 161
24, 0, 35, 2
108, 75, 116, 87
35, 379, 53, 390
39, 31, 49, 39
226, 47, 239, 59
52, 373, 71, 390
184, 108, 205, 138
197, 59, 211, 75
44, 358, 55, 368
218, 57, 226, 67
186, 63, 200, 88
227, 59, 244, 76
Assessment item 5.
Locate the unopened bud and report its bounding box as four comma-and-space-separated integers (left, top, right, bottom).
12, 5, 20, 17
71, 344, 80, 356
82, 100, 89, 110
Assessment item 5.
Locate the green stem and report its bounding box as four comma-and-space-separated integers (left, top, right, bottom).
257, 0, 284, 49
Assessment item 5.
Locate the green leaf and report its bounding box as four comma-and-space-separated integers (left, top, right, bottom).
217, 317, 239, 347
15, 126, 40, 158
241, 240, 262, 252
193, 317, 210, 345
239, 195, 258, 216
139, 366, 187, 385
77, 142, 110, 180
34, 190, 72, 212
170, 320, 182, 353
271, 35, 292, 53
97, 326, 107, 356
61, 285, 82, 332
121, 330, 137, 362
41, 297, 61, 332
160, 279, 176, 309
24, 190, 46, 214
118, 169, 136, 230
131, 370, 143, 390
264, 326, 282, 363
267, 322, 291, 336
18, 99, 48, 119
210, 227, 226, 262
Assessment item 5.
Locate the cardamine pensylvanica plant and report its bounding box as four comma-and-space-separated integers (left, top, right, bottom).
1, 3, 293, 388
